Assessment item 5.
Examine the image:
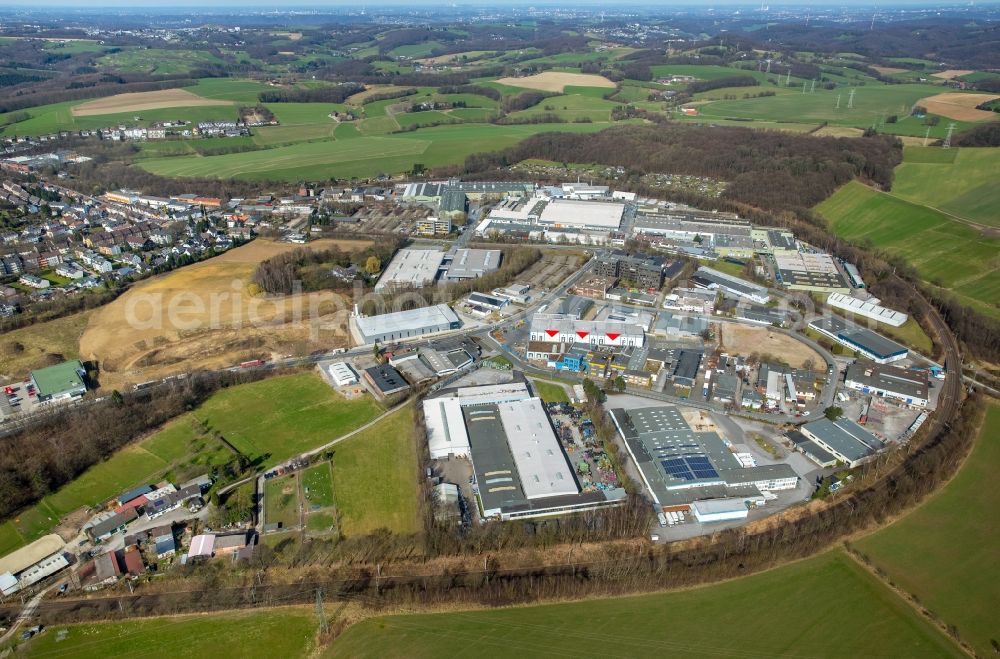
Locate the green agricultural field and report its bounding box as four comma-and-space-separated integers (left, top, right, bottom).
330, 404, 418, 537
816, 181, 1000, 318
686, 83, 984, 138
855, 402, 1000, 658
264, 474, 300, 529
396, 110, 456, 129
891, 147, 1000, 227
303, 463, 336, 510
186, 78, 272, 103
529, 379, 570, 404
651, 63, 788, 84
389, 41, 445, 59
0, 100, 239, 137
138, 121, 625, 182
252, 103, 341, 145
510, 92, 621, 122
24, 608, 317, 659
98, 48, 225, 75
327, 550, 962, 658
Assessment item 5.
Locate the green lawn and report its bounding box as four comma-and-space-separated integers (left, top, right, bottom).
189, 372, 382, 464
264, 474, 300, 529
0, 100, 238, 137
529, 379, 570, 404
303, 463, 336, 510
891, 147, 1000, 227
24, 608, 316, 659
877, 318, 934, 355
854, 401, 1000, 658
306, 511, 336, 533
97, 48, 225, 75
510, 92, 621, 122
327, 550, 962, 658
138, 121, 626, 182
330, 404, 418, 537
816, 181, 1000, 318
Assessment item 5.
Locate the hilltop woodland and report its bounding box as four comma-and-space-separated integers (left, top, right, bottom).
458, 124, 1000, 363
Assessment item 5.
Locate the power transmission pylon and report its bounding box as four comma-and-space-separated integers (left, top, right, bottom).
810, 79, 816, 93
847, 88, 856, 109
836, 94, 841, 109
923, 126, 930, 147
943, 122, 956, 148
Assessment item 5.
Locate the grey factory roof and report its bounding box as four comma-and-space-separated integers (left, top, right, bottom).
809, 316, 907, 360
363, 365, 410, 395
445, 248, 501, 280
802, 418, 885, 464
465, 404, 529, 514
355, 304, 460, 339
845, 362, 928, 400
694, 266, 769, 299
375, 248, 446, 291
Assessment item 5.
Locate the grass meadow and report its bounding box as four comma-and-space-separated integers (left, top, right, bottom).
23, 608, 316, 658
891, 147, 1000, 227
326, 550, 962, 658
329, 404, 419, 537
854, 401, 1000, 658
529, 379, 570, 404
816, 181, 1000, 318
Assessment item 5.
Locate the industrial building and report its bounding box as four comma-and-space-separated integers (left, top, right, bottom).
610, 406, 798, 512
30, 359, 87, 403
363, 364, 410, 398
632, 213, 755, 259
809, 316, 907, 364
414, 216, 452, 236
692, 266, 770, 304
529, 312, 645, 348
826, 293, 907, 327
800, 418, 885, 467
425, 383, 625, 519
375, 248, 446, 292
351, 304, 461, 345
594, 251, 668, 290
662, 287, 716, 314
443, 248, 501, 281
0, 534, 69, 596
772, 252, 849, 293
845, 362, 929, 408
652, 311, 709, 339
326, 362, 359, 387
537, 198, 625, 231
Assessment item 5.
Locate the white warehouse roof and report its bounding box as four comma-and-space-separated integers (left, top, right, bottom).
375, 248, 446, 291
538, 199, 625, 230
826, 293, 908, 327
495, 398, 578, 500
355, 304, 459, 339
327, 362, 359, 386
423, 397, 471, 459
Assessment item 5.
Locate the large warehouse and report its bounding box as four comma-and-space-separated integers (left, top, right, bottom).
610, 405, 798, 511
826, 293, 908, 327
351, 304, 461, 345
537, 199, 625, 231
374, 248, 447, 292
845, 362, 929, 408
693, 266, 770, 304
424, 383, 626, 520
809, 316, 908, 364
800, 417, 885, 467
773, 251, 849, 293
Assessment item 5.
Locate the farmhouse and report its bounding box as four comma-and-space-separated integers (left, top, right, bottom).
30, 359, 87, 402
609, 406, 798, 512
800, 418, 885, 468
809, 316, 907, 364
845, 362, 929, 408
352, 304, 462, 345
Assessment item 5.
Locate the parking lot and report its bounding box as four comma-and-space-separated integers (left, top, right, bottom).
1, 379, 46, 418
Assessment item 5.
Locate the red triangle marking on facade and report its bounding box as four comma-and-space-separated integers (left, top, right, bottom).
606, 333, 621, 341
576, 331, 589, 339
545, 329, 559, 338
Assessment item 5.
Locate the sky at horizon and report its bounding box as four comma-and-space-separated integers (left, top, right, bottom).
2, 0, 994, 7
